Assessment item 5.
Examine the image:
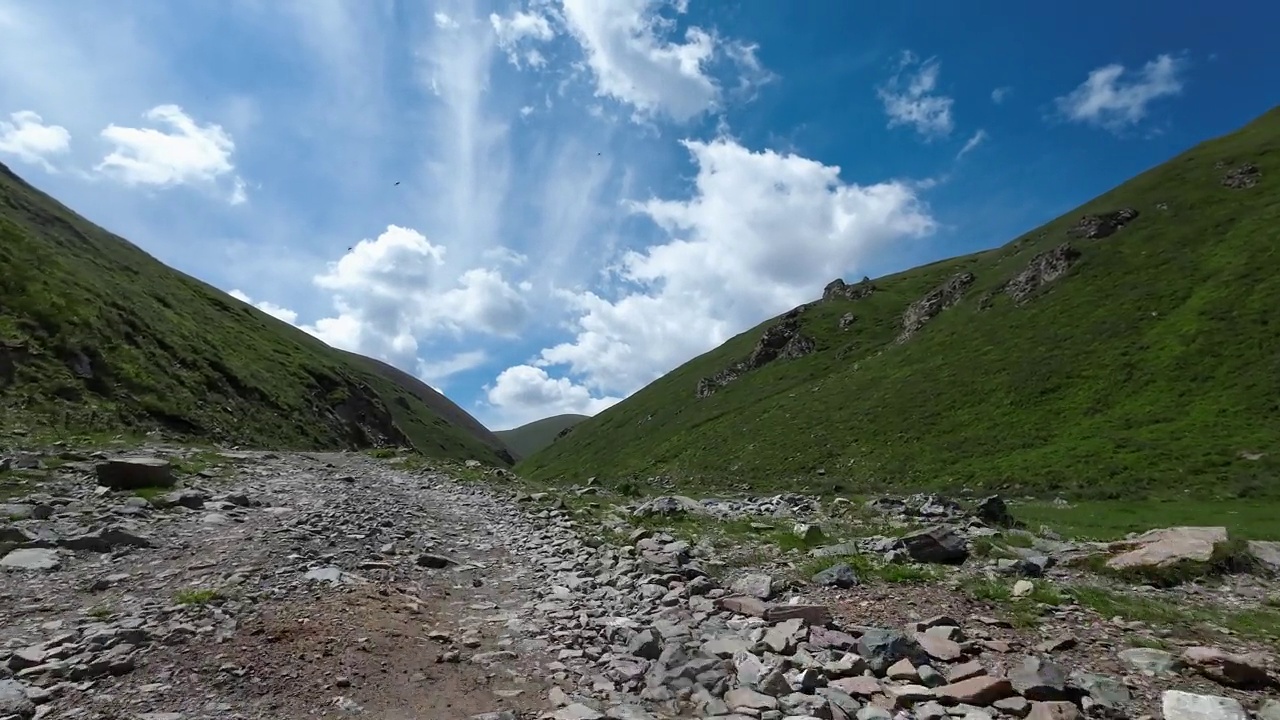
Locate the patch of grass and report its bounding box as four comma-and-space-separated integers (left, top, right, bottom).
961, 577, 1065, 628
520, 108, 1280, 502
802, 554, 942, 585
1015, 499, 1280, 541
365, 448, 401, 459
1068, 585, 1280, 643
174, 588, 221, 606
131, 485, 171, 502
0, 170, 511, 465
86, 604, 113, 620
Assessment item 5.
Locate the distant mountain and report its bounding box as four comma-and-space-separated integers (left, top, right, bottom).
496, 414, 589, 461
0, 161, 510, 465
519, 107, 1280, 500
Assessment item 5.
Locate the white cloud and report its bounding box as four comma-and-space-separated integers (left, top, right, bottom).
434, 11, 459, 29
956, 129, 987, 159
0, 110, 71, 171
228, 289, 300, 325
512, 137, 935, 399
485, 364, 621, 429
96, 104, 247, 203
990, 86, 1011, 104
1055, 53, 1186, 130
303, 225, 529, 366
878, 51, 955, 140
558, 0, 766, 122
489, 9, 555, 67
417, 350, 488, 388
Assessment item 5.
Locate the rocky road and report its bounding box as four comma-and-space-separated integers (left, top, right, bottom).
1, 448, 1277, 720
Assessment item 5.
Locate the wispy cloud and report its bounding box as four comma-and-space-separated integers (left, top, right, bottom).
990, 86, 1011, 104
1055, 53, 1187, 131
877, 51, 955, 140
956, 129, 988, 159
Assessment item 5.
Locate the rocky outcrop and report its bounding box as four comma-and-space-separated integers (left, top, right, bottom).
838, 312, 856, 330
1004, 243, 1082, 304
696, 311, 816, 398
898, 272, 976, 342
1066, 208, 1139, 240
822, 276, 877, 302
1220, 162, 1261, 189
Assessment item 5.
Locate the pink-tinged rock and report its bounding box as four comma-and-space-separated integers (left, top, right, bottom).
717, 595, 768, 618
1028, 701, 1081, 720
830, 676, 882, 696
916, 632, 963, 662
810, 625, 859, 651
1104, 526, 1228, 570
1181, 646, 1274, 688
947, 660, 987, 683
764, 603, 833, 626
937, 675, 1015, 705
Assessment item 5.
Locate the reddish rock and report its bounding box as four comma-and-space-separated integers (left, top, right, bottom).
1028, 701, 1082, 720
717, 595, 768, 618
937, 675, 1015, 705
916, 632, 963, 661
764, 603, 833, 626
830, 676, 882, 696
1181, 646, 1274, 688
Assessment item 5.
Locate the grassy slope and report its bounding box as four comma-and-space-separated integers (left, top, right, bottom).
496, 413, 588, 460
520, 108, 1280, 500
0, 162, 508, 465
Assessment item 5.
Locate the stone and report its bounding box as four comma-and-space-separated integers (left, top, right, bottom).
0, 548, 61, 571
730, 573, 775, 599
1008, 656, 1069, 701
725, 687, 779, 711
1247, 540, 1280, 573
1117, 647, 1181, 676
1012, 580, 1034, 597
1179, 646, 1273, 688
829, 676, 881, 697
975, 495, 1017, 527
1258, 699, 1280, 720
94, 457, 176, 490
1104, 526, 1228, 571
1066, 671, 1129, 709
61, 525, 154, 552
899, 526, 969, 563
718, 595, 769, 618
810, 626, 859, 651
1161, 690, 1246, 720
555, 703, 606, 720
0, 678, 35, 718
415, 553, 456, 568
936, 676, 1015, 705
858, 629, 928, 674
813, 563, 859, 588
1027, 701, 1080, 720
915, 633, 962, 662
764, 604, 833, 626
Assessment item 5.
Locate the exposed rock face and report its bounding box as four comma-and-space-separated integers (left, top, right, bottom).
696, 312, 816, 398
1004, 243, 1082, 304
1066, 208, 1139, 240
1220, 162, 1261, 189
823, 277, 877, 302
838, 312, 856, 330
1103, 526, 1229, 572
898, 272, 976, 342
94, 457, 176, 490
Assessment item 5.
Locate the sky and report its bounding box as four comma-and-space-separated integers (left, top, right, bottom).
1, 1, 1277, 431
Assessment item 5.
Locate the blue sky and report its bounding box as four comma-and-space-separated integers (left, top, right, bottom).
1, 0, 1276, 430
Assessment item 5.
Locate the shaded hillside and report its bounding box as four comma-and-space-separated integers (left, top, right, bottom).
496, 413, 588, 460
520, 107, 1280, 500
342, 351, 515, 464
0, 161, 509, 465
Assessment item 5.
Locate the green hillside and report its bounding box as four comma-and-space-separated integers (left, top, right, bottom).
0, 161, 509, 465
496, 413, 588, 460
519, 107, 1280, 501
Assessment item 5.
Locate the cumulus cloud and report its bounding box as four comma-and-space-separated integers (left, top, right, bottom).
878, 51, 955, 140
485, 364, 621, 429
489, 138, 936, 416
1055, 53, 1186, 130
558, 0, 768, 122
96, 104, 247, 204
990, 86, 1011, 104
0, 110, 72, 171
228, 289, 300, 325
303, 225, 529, 367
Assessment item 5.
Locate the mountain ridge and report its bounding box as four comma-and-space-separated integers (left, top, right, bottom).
517, 106, 1280, 500
0, 160, 510, 465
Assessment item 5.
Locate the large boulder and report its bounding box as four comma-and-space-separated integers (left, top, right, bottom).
1104, 526, 1228, 571
899, 525, 969, 564
94, 457, 176, 490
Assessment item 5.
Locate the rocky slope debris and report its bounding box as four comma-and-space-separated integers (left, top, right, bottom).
823, 278, 878, 303
1, 448, 1278, 720
1003, 244, 1083, 305
898, 273, 977, 342
1066, 209, 1139, 240
697, 310, 817, 398
1218, 161, 1262, 190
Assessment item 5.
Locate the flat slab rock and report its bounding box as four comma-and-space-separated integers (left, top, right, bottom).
0, 547, 61, 571
1105, 526, 1228, 570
